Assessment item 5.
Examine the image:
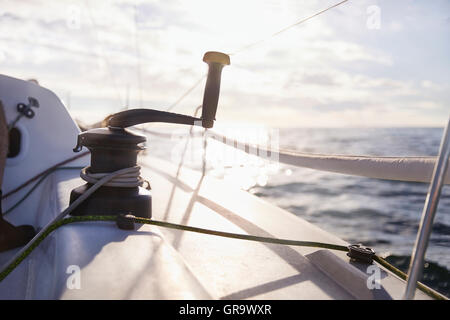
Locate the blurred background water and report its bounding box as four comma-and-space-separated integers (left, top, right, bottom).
144, 126, 450, 297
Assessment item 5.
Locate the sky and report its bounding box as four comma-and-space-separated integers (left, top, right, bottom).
0, 0, 449, 128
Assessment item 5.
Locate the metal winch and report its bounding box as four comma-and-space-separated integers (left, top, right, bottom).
69, 51, 230, 218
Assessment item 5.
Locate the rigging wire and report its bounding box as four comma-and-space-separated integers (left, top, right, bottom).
0, 1, 349, 115
134, 3, 143, 109
165, 0, 349, 112
228, 0, 349, 55
165, 75, 206, 112
84, 0, 124, 109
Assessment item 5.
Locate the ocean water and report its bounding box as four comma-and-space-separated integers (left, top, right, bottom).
252, 128, 450, 297
146, 126, 450, 297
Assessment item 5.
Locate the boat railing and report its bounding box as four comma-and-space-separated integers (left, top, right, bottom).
403, 117, 450, 299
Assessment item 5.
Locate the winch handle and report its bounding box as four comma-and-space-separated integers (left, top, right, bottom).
107, 51, 230, 129
200, 51, 230, 128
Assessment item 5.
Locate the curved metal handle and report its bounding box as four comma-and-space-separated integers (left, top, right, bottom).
107, 52, 230, 129
108, 109, 201, 128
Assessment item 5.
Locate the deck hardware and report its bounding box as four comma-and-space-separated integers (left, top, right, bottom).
116, 214, 136, 230
17, 97, 39, 119
69, 51, 230, 218
8, 97, 39, 131
347, 244, 375, 264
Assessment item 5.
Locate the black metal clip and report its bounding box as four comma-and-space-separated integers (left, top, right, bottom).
347, 244, 375, 264
17, 97, 39, 119
116, 213, 136, 230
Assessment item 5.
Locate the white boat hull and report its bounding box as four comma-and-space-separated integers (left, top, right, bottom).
0, 74, 431, 299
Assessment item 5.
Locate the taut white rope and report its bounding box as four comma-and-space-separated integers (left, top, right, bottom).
140, 128, 450, 184
209, 132, 450, 185
80, 166, 144, 187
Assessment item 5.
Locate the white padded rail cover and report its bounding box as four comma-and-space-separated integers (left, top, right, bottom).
210, 132, 450, 184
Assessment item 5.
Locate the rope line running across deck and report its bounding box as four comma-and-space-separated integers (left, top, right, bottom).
0, 215, 446, 300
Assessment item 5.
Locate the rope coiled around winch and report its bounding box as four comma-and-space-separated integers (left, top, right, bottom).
80, 165, 144, 187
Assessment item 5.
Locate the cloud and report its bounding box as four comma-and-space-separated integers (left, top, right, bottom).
0, 0, 448, 127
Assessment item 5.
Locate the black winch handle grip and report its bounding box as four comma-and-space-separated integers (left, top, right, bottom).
201, 51, 230, 128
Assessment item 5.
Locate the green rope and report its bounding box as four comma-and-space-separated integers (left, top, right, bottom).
3, 167, 83, 216
133, 217, 349, 252
0, 216, 114, 282
373, 256, 446, 300
0, 215, 446, 300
